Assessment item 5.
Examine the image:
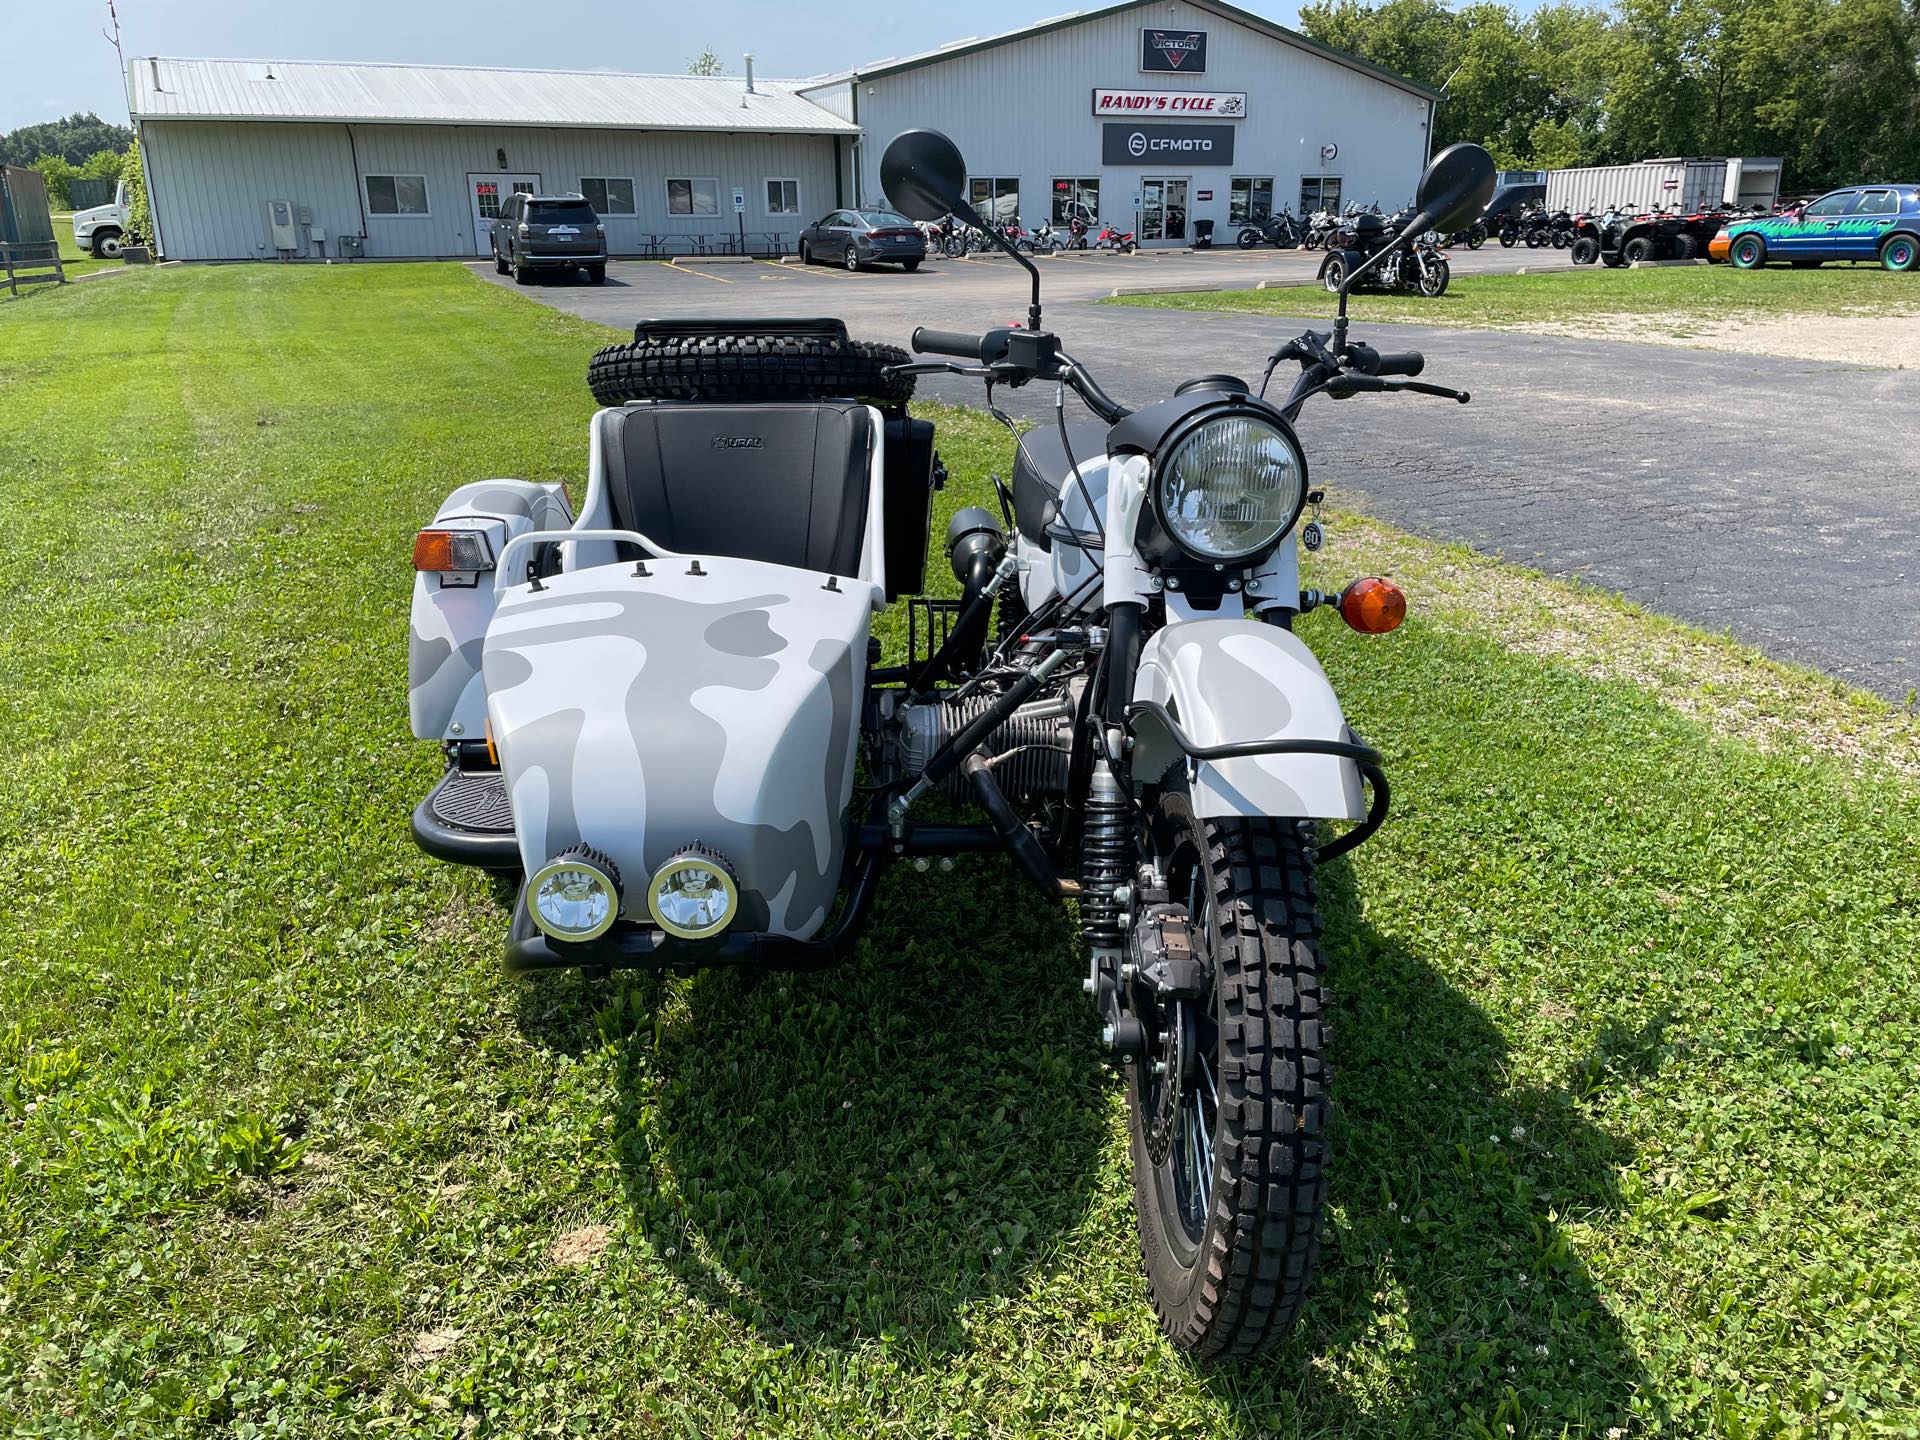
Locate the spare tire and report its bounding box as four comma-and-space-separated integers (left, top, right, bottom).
587, 331, 915, 409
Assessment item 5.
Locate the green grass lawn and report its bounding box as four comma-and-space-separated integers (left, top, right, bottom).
3, 263, 1918, 1437
1107, 264, 1920, 333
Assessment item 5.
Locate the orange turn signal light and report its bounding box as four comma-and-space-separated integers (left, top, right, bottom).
1338, 577, 1407, 634
412, 527, 494, 573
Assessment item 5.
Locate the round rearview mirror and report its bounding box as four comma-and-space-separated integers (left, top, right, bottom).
1415, 143, 1498, 236
881, 129, 970, 223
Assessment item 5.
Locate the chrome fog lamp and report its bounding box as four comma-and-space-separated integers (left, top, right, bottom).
1154, 412, 1307, 563
647, 845, 739, 940
527, 845, 622, 942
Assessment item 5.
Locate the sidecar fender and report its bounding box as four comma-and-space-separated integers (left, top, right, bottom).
409, 479, 572, 740
1131, 619, 1366, 821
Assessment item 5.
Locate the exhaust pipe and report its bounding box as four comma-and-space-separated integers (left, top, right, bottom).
906, 508, 1009, 695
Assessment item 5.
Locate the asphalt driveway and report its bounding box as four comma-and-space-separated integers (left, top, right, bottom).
481, 250, 1920, 702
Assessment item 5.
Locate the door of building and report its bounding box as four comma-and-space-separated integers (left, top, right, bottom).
1141, 178, 1189, 243
468, 174, 540, 257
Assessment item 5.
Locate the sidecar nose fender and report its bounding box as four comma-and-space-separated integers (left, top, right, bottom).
1131, 619, 1366, 821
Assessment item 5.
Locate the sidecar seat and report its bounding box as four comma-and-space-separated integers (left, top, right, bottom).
591, 401, 875, 577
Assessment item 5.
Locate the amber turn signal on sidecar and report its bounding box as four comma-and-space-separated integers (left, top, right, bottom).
1338, 577, 1407, 634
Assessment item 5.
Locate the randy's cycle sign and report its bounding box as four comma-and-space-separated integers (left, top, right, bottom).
1141, 28, 1208, 72
1101, 123, 1237, 165
1093, 89, 1246, 117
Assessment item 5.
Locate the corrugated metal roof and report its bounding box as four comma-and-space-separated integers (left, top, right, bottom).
126, 57, 859, 133
797, 0, 1438, 103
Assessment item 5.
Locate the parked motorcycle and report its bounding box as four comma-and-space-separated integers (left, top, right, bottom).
1318, 212, 1452, 297
1236, 208, 1301, 249
1094, 219, 1138, 253
1301, 208, 1337, 250
1446, 218, 1487, 250
404, 122, 1496, 1357
1066, 215, 1093, 250
1029, 219, 1067, 254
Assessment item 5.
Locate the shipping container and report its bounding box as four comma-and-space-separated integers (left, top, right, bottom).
1545, 157, 1781, 215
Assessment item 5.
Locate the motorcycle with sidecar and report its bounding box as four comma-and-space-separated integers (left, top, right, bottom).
405, 126, 1496, 1357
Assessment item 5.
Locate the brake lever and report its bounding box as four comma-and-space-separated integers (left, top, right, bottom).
884, 361, 994, 379
1325, 375, 1471, 404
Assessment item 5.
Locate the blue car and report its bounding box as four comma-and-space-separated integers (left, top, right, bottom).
1717, 184, 1920, 271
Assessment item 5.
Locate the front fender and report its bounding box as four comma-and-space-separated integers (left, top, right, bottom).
1132, 619, 1365, 820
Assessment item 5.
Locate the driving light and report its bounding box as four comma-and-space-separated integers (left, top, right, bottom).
647, 845, 739, 940
1155, 412, 1307, 563
527, 845, 622, 942
1338, 577, 1407, 634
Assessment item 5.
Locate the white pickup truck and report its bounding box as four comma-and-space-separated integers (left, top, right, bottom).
72, 182, 129, 258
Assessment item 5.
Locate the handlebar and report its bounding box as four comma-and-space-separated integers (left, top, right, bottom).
1344, 343, 1424, 378
912, 327, 989, 360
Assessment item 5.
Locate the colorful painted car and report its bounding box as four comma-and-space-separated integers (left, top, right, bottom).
1714, 185, 1920, 271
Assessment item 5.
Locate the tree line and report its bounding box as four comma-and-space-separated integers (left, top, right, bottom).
0, 113, 137, 211
1297, 0, 1920, 191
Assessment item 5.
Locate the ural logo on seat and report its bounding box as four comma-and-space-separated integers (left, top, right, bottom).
711, 435, 764, 449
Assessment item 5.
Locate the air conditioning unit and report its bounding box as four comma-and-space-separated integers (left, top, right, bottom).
266, 198, 297, 250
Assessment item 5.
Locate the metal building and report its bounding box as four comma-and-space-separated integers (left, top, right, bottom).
128, 0, 1433, 260
802, 0, 1437, 246
130, 57, 858, 261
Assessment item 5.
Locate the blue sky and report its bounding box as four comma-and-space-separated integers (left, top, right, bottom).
3, 0, 1323, 134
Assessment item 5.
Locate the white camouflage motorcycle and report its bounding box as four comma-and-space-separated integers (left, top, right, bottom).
406, 128, 1495, 1357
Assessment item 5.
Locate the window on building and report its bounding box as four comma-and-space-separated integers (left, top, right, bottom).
1230, 176, 1275, 225
366, 174, 429, 216
1051, 177, 1100, 226
764, 178, 801, 215
1299, 176, 1343, 215
969, 177, 1020, 226
667, 177, 720, 216
579, 178, 635, 215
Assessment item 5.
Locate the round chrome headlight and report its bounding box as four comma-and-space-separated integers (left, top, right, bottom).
527, 845, 622, 942
647, 846, 739, 940
1154, 411, 1307, 564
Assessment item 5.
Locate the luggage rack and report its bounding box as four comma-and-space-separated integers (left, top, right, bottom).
905, 596, 963, 673
630, 317, 850, 344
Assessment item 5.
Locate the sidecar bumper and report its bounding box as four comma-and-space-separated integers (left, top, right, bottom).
504, 845, 886, 973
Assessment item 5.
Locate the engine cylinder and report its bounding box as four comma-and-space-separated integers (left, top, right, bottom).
897, 693, 1073, 802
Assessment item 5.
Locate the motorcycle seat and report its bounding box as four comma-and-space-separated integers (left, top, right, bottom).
596, 401, 873, 577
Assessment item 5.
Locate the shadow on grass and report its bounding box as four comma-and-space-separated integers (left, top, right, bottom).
517, 850, 1108, 1352
1212, 857, 1662, 1436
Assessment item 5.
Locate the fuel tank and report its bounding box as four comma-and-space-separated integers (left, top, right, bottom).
482, 558, 871, 938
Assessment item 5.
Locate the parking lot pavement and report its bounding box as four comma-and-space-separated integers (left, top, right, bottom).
479, 252, 1920, 702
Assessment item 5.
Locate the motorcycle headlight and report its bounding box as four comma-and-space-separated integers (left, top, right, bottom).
1153, 411, 1308, 564
527, 845, 622, 942
647, 845, 739, 940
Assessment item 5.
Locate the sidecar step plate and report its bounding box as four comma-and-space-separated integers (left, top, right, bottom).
428, 769, 513, 832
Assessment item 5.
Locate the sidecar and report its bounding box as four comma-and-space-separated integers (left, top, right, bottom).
407, 319, 943, 971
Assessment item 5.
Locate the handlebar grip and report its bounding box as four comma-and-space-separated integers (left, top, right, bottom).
913, 328, 989, 360
1346, 342, 1425, 378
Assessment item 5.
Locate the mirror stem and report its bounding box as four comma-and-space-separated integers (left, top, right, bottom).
1335, 209, 1432, 355
962, 204, 1044, 329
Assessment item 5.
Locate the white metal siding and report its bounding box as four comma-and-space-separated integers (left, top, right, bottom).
142, 119, 839, 260
1546, 161, 1727, 215
843, 0, 1430, 240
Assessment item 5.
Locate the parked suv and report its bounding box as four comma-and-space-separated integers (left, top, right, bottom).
491, 193, 607, 284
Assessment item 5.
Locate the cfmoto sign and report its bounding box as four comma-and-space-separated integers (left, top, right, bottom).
1102, 123, 1237, 165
